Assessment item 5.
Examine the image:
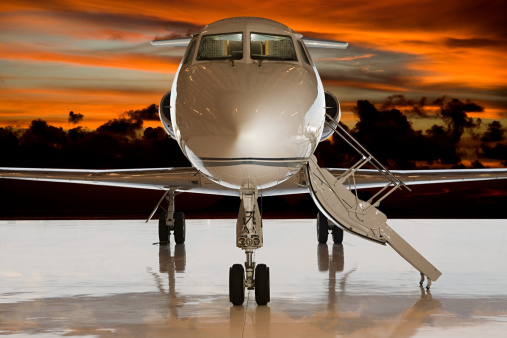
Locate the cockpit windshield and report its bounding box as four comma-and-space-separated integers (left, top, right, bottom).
196, 33, 243, 60
250, 33, 297, 61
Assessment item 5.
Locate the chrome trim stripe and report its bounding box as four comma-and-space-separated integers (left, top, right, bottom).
201, 157, 307, 167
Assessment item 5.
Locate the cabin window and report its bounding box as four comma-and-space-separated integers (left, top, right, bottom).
297, 40, 311, 65
183, 39, 197, 64
196, 33, 243, 60
250, 33, 297, 61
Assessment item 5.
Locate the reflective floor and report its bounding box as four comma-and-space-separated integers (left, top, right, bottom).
1, 219, 507, 337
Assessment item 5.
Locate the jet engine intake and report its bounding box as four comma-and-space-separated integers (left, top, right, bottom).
319, 91, 341, 142
159, 91, 176, 139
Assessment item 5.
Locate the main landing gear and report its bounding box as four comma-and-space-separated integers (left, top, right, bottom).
317, 212, 343, 244
158, 190, 186, 245
229, 185, 270, 306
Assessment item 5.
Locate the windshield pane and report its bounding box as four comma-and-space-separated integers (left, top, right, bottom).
197, 33, 243, 60
297, 40, 311, 65
183, 39, 197, 64
250, 33, 297, 61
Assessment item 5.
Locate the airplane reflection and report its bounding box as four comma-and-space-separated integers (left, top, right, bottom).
159, 244, 186, 274
313, 242, 441, 335
317, 243, 344, 272
390, 287, 441, 337
2, 220, 506, 336
148, 244, 187, 319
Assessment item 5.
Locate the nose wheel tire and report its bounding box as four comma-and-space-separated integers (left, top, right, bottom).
317, 212, 329, 243
332, 225, 343, 244
158, 211, 169, 244
174, 211, 185, 244
229, 264, 245, 305
255, 264, 270, 305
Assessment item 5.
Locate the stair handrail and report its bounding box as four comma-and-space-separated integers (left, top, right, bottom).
325, 115, 411, 192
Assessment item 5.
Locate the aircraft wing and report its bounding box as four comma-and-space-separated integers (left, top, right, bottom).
327, 168, 507, 189
302, 38, 348, 49
1, 166, 506, 196
0, 167, 220, 192
150, 38, 192, 47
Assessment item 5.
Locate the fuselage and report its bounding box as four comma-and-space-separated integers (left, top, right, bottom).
164, 17, 326, 190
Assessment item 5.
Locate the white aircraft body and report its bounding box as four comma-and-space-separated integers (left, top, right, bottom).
2, 17, 507, 306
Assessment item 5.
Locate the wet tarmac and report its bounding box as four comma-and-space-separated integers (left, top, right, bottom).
1, 219, 507, 337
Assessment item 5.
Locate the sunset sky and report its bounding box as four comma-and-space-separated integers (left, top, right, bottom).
1, 0, 506, 130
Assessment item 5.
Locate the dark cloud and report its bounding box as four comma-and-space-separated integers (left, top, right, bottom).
143, 126, 167, 140
317, 99, 458, 168
381, 94, 429, 117
1, 100, 504, 170
351, 99, 461, 166
122, 104, 159, 121
480, 143, 507, 166
435, 97, 483, 143
479, 121, 507, 166
0, 104, 189, 169
471, 160, 485, 168
445, 38, 500, 48
21, 119, 67, 146
95, 104, 159, 139
68, 111, 83, 124
96, 117, 143, 139
316, 96, 496, 168
481, 121, 505, 142
50, 10, 202, 33
316, 45, 422, 92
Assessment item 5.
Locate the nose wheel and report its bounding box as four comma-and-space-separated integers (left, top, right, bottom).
229, 262, 270, 306
229, 264, 245, 305
254, 264, 270, 305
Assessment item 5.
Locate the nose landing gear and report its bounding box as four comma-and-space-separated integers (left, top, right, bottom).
228, 186, 270, 306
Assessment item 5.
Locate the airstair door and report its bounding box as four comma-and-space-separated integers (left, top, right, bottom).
305, 155, 442, 283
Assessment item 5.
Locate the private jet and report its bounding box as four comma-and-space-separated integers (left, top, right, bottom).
2, 17, 507, 306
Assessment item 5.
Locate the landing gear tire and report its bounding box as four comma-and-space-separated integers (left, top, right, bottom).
255, 264, 270, 305
229, 264, 245, 306
332, 226, 344, 244
317, 212, 329, 244
158, 211, 169, 244
174, 211, 185, 244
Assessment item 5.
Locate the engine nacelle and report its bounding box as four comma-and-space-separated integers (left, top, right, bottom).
319, 91, 341, 142
159, 90, 176, 139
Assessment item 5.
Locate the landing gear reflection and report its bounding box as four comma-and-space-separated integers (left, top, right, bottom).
317, 212, 344, 244
228, 186, 270, 306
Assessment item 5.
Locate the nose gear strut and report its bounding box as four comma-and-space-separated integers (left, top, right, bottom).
229, 184, 270, 305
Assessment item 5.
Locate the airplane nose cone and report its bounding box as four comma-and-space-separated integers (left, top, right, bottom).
174, 62, 324, 188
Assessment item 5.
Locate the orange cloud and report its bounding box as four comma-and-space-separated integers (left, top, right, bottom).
0, 43, 180, 73
323, 79, 408, 93
1, 0, 506, 131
